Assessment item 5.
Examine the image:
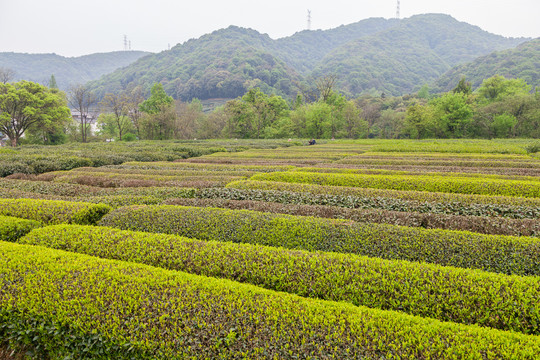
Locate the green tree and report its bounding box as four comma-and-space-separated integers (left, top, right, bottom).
477, 75, 531, 103
49, 75, 58, 89
139, 83, 173, 115
453, 77, 472, 95
0, 81, 70, 146
305, 102, 332, 138
492, 113, 517, 138
430, 92, 473, 138
342, 101, 367, 138
403, 103, 435, 139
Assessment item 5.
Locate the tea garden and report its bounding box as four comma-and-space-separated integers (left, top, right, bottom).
0, 139, 539, 358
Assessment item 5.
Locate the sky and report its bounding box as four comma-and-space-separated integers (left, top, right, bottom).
1, 0, 539, 57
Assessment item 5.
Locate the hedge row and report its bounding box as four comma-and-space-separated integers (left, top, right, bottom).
225, 182, 540, 219
108, 161, 296, 172
1, 241, 539, 359
165, 198, 540, 237
99, 205, 540, 276
336, 157, 540, 169
0, 179, 196, 201
0, 140, 297, 177
251, 171, 540, 198
294, 166, 540, 183
21, 224, 540, 335
0, 216, 41, 242
0, 199, 110, 225
370, 140, 529, 154
320, 163, 540, 177
41, 170, 247, 183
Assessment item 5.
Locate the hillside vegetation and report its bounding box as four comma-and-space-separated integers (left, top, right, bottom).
0, 51, 150, 90
86, 14, 527, 100
434, 38, 540, 92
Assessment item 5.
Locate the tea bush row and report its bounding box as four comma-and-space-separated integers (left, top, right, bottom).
21, 224, 540, 335
225, 182, 540, 219
294, 167, 540, 183
1, 241, 538, 359
99, 205, 540, 276
0, 216, 41, 242
166, 197, 540, 237
0, 199, 110, 225
251, 172, 540, 198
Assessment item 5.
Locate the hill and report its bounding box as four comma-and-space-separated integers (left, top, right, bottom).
0, 51, 150, 90
87, 26, 301, 100
86, 14, 528, 100
312, 14, 527, 96
434, 38, 540, 92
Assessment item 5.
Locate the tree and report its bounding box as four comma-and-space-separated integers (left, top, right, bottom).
100, 93, 131, 140
430, 92, 473, 138
140, 105, 176, 140
492, 113, 517, 138
316, 74, 337, 102
453, 77, 472, 95
305, 102, 332, 138
403, 103, 435, 139
125, 86, 145, 138
139, 83, 173, 115
0, 68, 15, 84
477, 75, 531, 103
342, 101, 367, 138
175, 99, 205, 139
0, 81, 70, 146
69, 84, 97, 143
49, 75, 58, 89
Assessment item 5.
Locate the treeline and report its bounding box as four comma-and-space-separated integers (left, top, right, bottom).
1, 75, 539, 147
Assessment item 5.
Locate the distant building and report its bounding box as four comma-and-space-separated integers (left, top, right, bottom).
71, 109, 99, 135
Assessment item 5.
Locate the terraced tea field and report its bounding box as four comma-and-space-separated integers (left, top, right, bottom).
1, 139, 540, 358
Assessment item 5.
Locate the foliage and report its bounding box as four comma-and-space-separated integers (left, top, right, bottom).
251, 171, 540, 198
0, 198, 110, 225
0, 51, 149, 90
99, 204, 540, 276
0, 215, 41, 242
20, 224, 540, 334
2, 241, 539, 358
435, 38, 540, 92
0, 81, 71, 146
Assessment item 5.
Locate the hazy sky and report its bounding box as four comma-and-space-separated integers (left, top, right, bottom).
1, 0, 538, 57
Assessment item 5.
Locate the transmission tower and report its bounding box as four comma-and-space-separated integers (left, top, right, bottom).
307, 10, 312, 30
396, 0, 400, 19
128, 40, 131, 51
123, 35, 128, 51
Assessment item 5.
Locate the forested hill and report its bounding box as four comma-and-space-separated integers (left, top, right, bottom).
312, 14, 527, 96
0, 51, 150, 90
273, 17, 399, 74
434, 38, 540, 92
88, 27, 301, 101
86, 14, 528, 100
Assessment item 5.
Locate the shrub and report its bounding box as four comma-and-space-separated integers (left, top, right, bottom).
251, 171, 540, 198
99, 205, 540, 276
0, 216, 41, 242
21, 224, 540, 335
224, 182, 540, 219
164, 197, 540, 237
1, 241, 539, 358
0, 199, 111, 225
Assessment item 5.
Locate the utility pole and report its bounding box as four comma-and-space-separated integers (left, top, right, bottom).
307, 9, 312, 30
